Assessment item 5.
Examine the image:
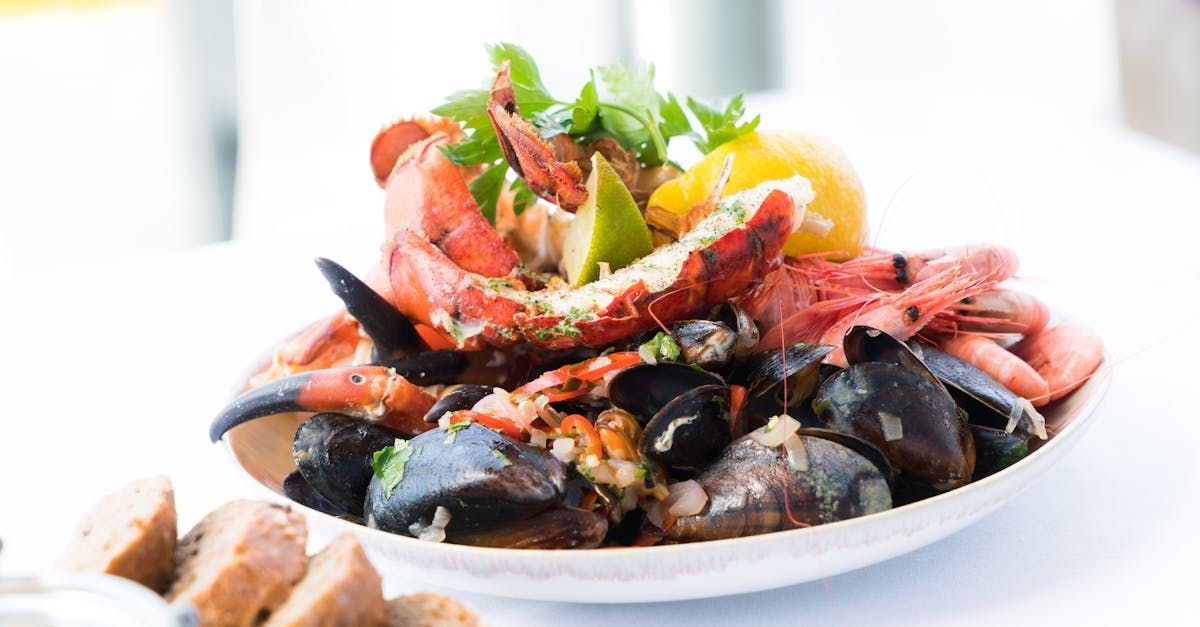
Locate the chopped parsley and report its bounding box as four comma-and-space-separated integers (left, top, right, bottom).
639, 331, 681, 364
372, 439, 418, 498
491, 449, 512, 467
444, 421, 470, 445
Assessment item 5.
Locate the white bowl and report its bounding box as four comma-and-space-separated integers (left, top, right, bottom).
222, 350, 1109, 603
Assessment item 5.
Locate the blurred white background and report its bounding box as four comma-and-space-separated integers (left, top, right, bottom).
0, 0, 1196, 279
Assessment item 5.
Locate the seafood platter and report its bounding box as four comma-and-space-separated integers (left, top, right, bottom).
210, 44, 1109, 601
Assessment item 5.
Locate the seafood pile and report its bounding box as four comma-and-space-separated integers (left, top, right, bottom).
210, 45, 1104, 550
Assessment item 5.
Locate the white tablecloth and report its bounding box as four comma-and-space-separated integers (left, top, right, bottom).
2, 91, 1198, 625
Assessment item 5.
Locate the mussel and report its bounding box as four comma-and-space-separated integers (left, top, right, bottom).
737, 343, 834, 426
282, 470, 348, 518
422, 384, 493, 423
364, 423, 572, 541
606, 363, 724, 424
710, 302, 760, 360
314, 257, 420, 360
813, 362, 975, 490
843, 326, 1046, 441
293, 413, 399, 517
449, 507, 607, 549
663, 435, 892, 543
970, 424, 1029, 480
910, 343, 1048, 440
639, 385, 731, 473
668, 320, 737, 371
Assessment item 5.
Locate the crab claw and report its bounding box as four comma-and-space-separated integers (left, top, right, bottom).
209, 366, 436, 442
315, 257, 421, 360
487, 61, 588, 211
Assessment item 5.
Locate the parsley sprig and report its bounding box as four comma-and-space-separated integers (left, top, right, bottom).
432, 43, 760, 223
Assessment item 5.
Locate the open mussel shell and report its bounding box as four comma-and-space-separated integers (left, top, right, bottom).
293, 413, 400, 517
796, 427, 898, 485
909, 343, 1048, 440
669, 320, 737, 372
814, 362, 976, 491
737, 343, 834, 425
639, 384, 731, 473
970, 424, 1030, 480
375, 349, 468, 386
710, 302, 760, 359
422, 384, 493, 423
843, 326, 942, 388
664, 435, 892, 543
364, 423, 566, 536
607, 362, 724, 424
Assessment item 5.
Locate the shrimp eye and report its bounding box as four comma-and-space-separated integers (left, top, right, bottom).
350, 373, 366, 384
905, 305, 920, 321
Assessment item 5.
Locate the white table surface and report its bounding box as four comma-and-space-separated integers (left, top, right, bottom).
2, 90, 1199, 625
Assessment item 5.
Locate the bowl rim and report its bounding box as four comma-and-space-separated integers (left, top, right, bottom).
219, 348, 1112, 561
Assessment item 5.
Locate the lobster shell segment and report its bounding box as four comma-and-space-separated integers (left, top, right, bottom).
389, 188, 797, 351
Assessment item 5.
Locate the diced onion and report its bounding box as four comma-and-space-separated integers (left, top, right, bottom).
666, 480, 708, 517
408, 506, 452, 543
550, 437, 578, 463
749, 415, 801, 448
610, 459, 641, 488
783, 433, 810, 472
639, 343, 658, 365
879, 411, 904, 442
529, 428, 548, 448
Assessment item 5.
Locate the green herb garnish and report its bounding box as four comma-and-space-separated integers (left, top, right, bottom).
434, 43, 760, 223
491, 449, 512, 467
372, 439, 418, 498
639, 331, 681, 363
444, 421, 470, 445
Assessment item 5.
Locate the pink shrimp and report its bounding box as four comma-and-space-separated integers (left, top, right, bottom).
1012, 322, 1104, 405
819, 267, 999, 367
939, 334, 1050, 401
932, 289, 1051, 336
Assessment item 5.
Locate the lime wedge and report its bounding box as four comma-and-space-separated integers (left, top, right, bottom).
561, 152, 654, 286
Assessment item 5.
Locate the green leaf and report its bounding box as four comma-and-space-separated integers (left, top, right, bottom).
372, 439, 417, 498
444, 420, 470, 445
438, 135, 501, 167
596, 60, 658, 146
509, 178, 538, 217
490, 449, 512, 467
571, 78, 599, 134
431, 88, 491, 133
658, 92, 693, 138
532, 109, 571, 140
638, 331, 681, 363
467, 164, 508, 225
687, 94, 760, 154
487, 42, 557, 113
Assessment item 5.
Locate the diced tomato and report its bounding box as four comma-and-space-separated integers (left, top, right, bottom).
448, 410, 527, 441
559, 414, 603, 460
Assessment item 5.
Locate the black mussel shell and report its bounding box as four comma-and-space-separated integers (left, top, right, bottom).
364, 423, 566, 536
293, 413, 399, 517
710, 302, 760, 359
736, 343, 834, 425
281, 470, 348, 518
844, 326, 943, 388
909, 342, 1048, 440
640, 385, 732, 473
606, 363, 724, 424
970, 424, 1030, 480
814, 362, 975, 491
550, 394, 612, 422
669, 320, 737, 372
664, 436, 891, 543
423, 384, 493, 423
797, 427, 897, 484
375, 349, 468, 386
447, 507, 607, 549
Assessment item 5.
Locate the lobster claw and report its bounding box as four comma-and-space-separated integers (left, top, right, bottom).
209, 366, 435, 442
487, 61, 588, 211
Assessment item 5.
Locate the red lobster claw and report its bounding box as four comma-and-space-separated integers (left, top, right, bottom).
487, 62, 588, 211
